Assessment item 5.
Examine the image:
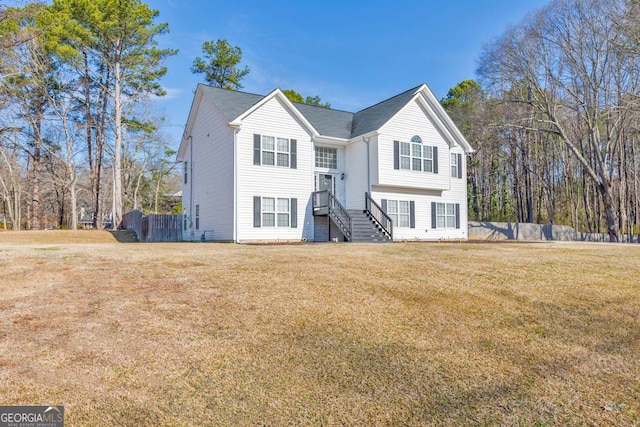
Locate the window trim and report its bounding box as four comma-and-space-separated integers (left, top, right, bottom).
435, 202, 459, 229
387, 200, 410, 228
256, 134, 294, 168
261, 197, 290, 228
451, 153, 458, 178
315, 146, 338, 169
395, 138, 438, 174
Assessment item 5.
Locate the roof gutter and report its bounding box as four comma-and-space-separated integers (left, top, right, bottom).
312, 135, 349, 145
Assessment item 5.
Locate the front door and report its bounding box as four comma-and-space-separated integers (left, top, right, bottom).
318, 174, 333, 193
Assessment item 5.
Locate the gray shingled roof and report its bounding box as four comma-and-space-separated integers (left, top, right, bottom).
199, 84, 263, 122
293, 103, 353, 139
350, 85, 422, 138
198, 84, 422, 139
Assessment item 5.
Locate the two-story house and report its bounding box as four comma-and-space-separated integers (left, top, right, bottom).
177, 83, 474, 242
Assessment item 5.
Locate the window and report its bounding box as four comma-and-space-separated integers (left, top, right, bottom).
262, 197, 290, 227
183, 161, 188, 184
260, 135, 290, 167
195, 204, 200, 230
315, 146, 337, 169
261, 136, 275, 165
423, 146, 434, 173
254, 197, 297, 228
436, 203, 457, 228
277, 198, 290, 227
398, 136, 435, 173
262, 197, 275, 226
387, 200, 410, 228
277, 138, 289, 167
451, 153, 458, 178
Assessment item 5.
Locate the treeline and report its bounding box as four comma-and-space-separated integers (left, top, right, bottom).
443, 0, 640, 242
0, 0, 178, 230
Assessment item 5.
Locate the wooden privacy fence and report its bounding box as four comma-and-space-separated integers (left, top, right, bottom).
122, 210, 183, 242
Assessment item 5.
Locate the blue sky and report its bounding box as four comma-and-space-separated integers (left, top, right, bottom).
145, 0, 551, 144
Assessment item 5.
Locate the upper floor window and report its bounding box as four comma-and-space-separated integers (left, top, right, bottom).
261, 136, 290, 167
253, 134, 297, 169
451, 153, 463, 179
396, 136, 437, 173
315, 146, 337, 169
451, 153, 459, 178
183, 161, 188, 184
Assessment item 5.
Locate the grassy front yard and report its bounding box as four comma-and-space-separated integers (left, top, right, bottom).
0, 231, 638, 425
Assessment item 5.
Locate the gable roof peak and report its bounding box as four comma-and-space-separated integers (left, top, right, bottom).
354, 84, 424, 115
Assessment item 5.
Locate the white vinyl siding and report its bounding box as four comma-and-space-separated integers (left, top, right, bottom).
238, 96, 313, 241
377, 98, 451, 191
345, 138, 371, 210
181, 92, 235, 241
371, 191, 466, 241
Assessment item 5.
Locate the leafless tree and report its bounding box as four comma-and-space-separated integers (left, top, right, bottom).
478, 0, 640, 241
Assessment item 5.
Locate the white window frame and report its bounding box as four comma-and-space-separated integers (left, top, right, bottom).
400, 136, 434, 173
261, 135, 290, 167
451, 153, 458, 178
423, 146, 434, 173
262, 197, 290, 227
387, 200, 410, 228
315, 146, 337, 169
436, 203, 456, 228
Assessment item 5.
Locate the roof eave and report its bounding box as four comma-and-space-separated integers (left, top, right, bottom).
313, 135, 350, 146
417, 84, 475, 153
177, 85, 206, 161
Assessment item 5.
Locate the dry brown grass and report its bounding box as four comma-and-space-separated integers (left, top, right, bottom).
0, 235, 638, 426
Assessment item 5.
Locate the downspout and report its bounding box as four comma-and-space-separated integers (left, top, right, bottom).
233, 127, 238, 243
363, 136, 371, 194
189, 135, 194, 241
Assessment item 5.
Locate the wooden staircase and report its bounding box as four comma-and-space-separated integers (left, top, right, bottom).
312, 190, 393, 243
348, 210, 392, 242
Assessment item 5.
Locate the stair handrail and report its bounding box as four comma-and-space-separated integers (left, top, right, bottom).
365, 192, 393, 240
312, 190, 352, 241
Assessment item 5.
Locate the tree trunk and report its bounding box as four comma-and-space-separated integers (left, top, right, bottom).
113, 46, 123, 230
30, 121, 41, 230
70, 176, 78, 230
600, 179, 620, 242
